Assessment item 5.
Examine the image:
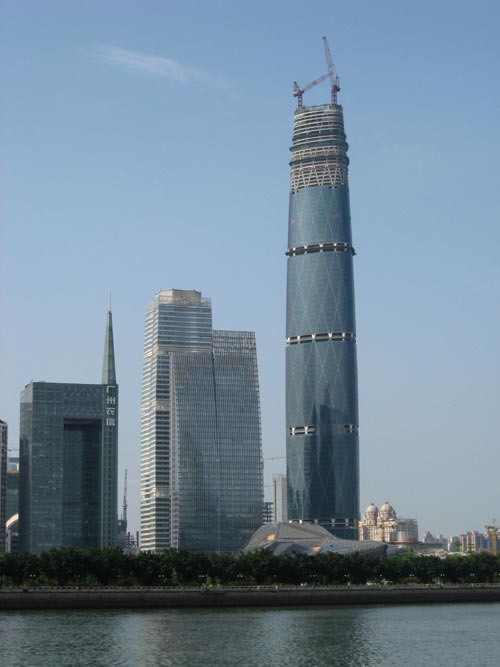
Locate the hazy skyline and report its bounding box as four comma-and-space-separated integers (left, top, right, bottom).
1, 0, 499, 538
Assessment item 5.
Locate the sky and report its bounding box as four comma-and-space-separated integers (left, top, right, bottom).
1, 0, 499, 539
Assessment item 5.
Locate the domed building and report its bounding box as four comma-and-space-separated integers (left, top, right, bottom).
363, 503, 378, 526
359, 501, 418, 545
378, 501, 397, 523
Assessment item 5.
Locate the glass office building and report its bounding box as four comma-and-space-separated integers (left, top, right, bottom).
18, 309, 118, 553
286, 97, 360, 538
0, 421, 7, 552
140, 289, 262, 553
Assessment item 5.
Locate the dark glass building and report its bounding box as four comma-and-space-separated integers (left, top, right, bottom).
140, 289, 263, 553
286, 89, 359, 538
18, 308, 118, 553
0, 420, 7, 552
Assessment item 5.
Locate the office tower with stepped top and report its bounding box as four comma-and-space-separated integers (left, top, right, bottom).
286, 40, 359, 539
140, 289, 263, 553
18, 306, 118, 553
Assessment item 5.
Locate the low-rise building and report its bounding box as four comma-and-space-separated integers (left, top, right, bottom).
359, 501, 418, 545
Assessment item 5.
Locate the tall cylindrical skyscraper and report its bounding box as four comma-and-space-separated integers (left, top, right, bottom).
286, 85, 359, 538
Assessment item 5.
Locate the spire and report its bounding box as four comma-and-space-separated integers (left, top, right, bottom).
102, 298, 116, 385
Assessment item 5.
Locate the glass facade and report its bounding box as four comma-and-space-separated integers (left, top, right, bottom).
19, 382, 118, 552
18, 309, 118, 553
140, 289, 263, 553
0, 421, 7, 552
286, 103, 359, 539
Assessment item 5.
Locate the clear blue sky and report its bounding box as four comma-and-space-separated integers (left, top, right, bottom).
1, 0, 499, 538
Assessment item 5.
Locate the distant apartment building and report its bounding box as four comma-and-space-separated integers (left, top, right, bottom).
0, 420, 7, 552
140, 289, 263, 553
273, 473, 288, 523
459, 531, 487, 553
359, 501, 418, 544
422, 531, 448, 549
19, 308, 118, 553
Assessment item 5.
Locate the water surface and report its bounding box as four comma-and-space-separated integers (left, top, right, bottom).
1, 604, 499, 667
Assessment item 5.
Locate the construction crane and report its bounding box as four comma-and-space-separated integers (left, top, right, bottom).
322, 35, 341, 105
293, 73, 330, 109
292, 36, 340, 109
263, 456, 286, 461
485, 518, 498, 554
121, 469, 128, 525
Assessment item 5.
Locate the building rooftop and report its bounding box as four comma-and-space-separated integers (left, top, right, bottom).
243, 523, 386, 557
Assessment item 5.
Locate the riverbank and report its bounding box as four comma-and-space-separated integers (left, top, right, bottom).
1, 585, 500, 609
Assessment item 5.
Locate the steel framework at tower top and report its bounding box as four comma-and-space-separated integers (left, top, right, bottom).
293, 36, 341, 109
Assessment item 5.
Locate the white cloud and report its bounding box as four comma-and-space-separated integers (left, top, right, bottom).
94, 45, 219, 87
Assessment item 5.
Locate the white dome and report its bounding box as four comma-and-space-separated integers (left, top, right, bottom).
363, 503, 378, 525
379, 501, 397, 521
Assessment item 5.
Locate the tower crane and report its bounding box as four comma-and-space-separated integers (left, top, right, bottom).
322, 36, 341, 105
293, 73, 330, 109
292, 36, 341, 109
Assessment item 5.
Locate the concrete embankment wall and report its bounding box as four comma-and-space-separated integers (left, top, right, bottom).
1, 586, 500, 610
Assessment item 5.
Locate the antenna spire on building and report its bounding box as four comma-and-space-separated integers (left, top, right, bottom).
102, 299, 117, 385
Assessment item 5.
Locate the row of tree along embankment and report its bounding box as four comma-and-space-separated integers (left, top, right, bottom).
1, 585, 500, 610
2, 548, 500, 588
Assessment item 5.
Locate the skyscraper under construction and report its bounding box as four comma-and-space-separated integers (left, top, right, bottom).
286, 39, 359, 539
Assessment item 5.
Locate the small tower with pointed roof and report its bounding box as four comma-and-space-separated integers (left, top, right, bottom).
100, 297, 118, 547
102, 294, 117, 385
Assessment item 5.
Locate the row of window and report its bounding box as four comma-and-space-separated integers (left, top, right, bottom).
287, 332, 356, 345
288, 424, 359, 436
286, 241, 355, 257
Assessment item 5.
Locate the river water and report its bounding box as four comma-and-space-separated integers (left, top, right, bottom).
1, 604, 499, 666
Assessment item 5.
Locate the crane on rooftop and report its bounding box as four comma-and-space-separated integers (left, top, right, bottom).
293, 36, 341, 109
